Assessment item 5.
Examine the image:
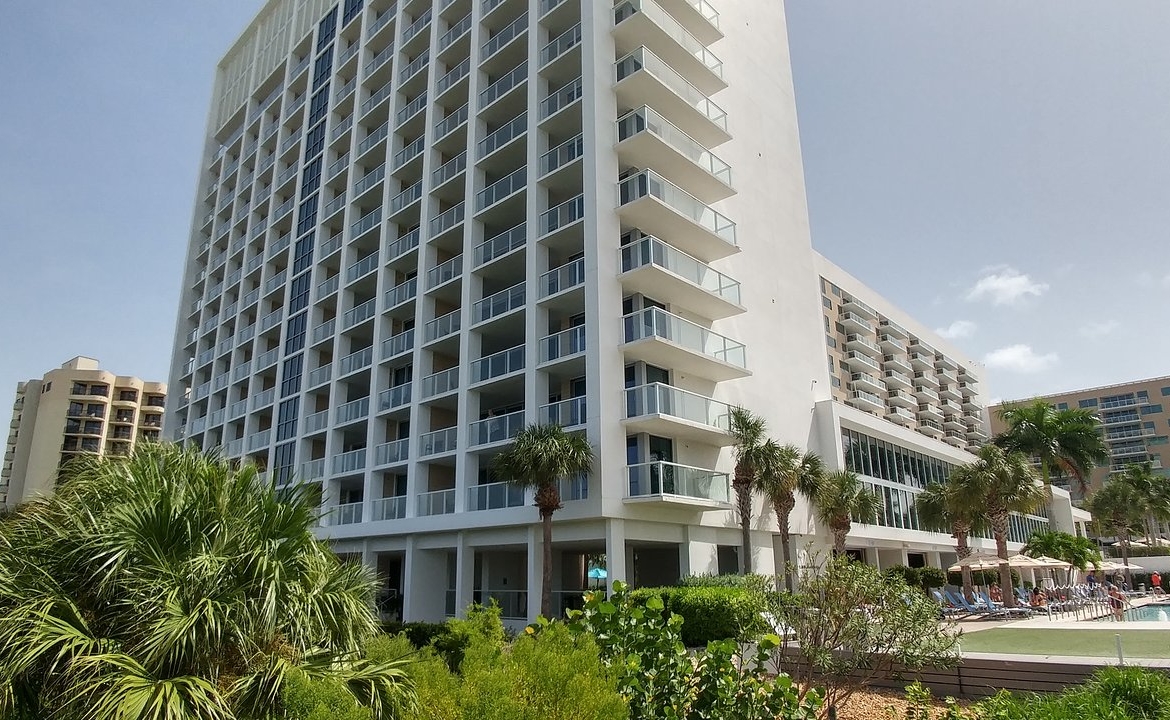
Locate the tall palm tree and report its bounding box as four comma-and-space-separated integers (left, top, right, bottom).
494, 423, 594, 618
1023, 529, 1101, 585
1115, 463, 1170, 544
0, 443, 415, 719
1087, 477, 1147, 581
916, 469, 988, 601
994, 400, 1109, 494
755, 443, 824, 591
964, 445, 1049, 608
729, 406, 772, 574
809, 470, 881, 556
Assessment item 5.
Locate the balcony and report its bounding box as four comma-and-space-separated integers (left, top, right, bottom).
842, 351, 881, 373
943, 430, 966, 448
618, 235, 742, 320
419, 427, 457, 457
470, 345, 525, 385
540, 326, 586, 365
614, 47, 729, 148
332, 448, 367, 476
375, 438, 410, 467
539, 258, 585, 299
423, 310, 460, 344
475, 223, 526, 267
378, 383, 412, 412
613, 0, 725, 95
307, 363, 332, 388
343, 298, 377, 329
384, 278, 418, 310
304, 409, 329, 434
541, 396, 586, 428
886, 406, 915, 426
473, 282, 525, 325
469, 410, 525, 447
909, 352, 934, 371
468, 481, 526, 511
849, 373, 887, 396
624, 382, 733, 446
626, 461, 730, 508
621, 307, 748, 381
421, 367, 459, 398
882, 370, 912, 390
418, 488, 456, 516
616, 107, 731, 203
617, 170, 736, 263
335, 397, 370, 424
917, 404, 944, 423
943, 414, 966, 432
888, 389, 917, 410
918, 419, 944, 439
339, 346, 374, 376
848, 390, 883, 413
939, 384, 962, 402
427, 255, 464, 289
966, 425, 990, 443
328, 502, 364, 526
845, 334, 883, 358
301, 458, 326, 481
383, 327, 416, 359
913, 385, 940, 403
840, 312, 874, 334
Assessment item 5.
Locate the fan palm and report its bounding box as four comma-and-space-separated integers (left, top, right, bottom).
994, 400, 1109, 494
809, 470, 881, 556
963, 445, 1049, 608
1087, 477, 1146, 581
1023, 530, 1101, 573
916, 470, 988, 601
755, 444, 824, 591
1115, 463, 1170, 545
493, 423, 594, 618
729, 407, 772, 574
0, 443, 415, 719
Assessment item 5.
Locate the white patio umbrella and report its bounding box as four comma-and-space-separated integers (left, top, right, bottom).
947, 552, 1002, 572
1006, 554, 1049, 588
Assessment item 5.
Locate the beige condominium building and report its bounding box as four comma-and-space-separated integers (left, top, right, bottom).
990, 376, 1170, 500
2, 357, 166, 507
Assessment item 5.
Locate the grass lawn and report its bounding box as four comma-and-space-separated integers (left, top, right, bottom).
958, 628, 1170, 658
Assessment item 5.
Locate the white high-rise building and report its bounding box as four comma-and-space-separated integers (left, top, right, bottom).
167, 0, 1085, 624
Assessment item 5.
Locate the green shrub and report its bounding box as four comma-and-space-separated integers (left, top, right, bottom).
1106, 546, 1170, 558
380, 619, 470, 672
972, 668, 1170, 720
678, 572, 775, 593
281, 670, 374, 720
628, 585, 764, 646
918, 566, 947, 589
1086, 666, 1170, 719
946, 569, 1020, 587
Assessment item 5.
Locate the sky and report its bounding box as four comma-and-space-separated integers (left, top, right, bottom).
0, 1, 1167, 407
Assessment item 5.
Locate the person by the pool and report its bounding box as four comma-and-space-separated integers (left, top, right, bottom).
1108, 584, 1127, 622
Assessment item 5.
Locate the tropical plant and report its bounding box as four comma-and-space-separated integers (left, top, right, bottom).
1087, 477, 1146, 580
993, 400, 1109, 494
916, 471, 988, 601
808, 470, 880, 555
1023, 529, 1102, 572
493, 423, 594, 618
1114, 463, 1170, 545
0, 443, 415, 719
728, 407, 773, 574
771, 556, 960, 717
962, 445, 1048, 607
755, 444, 824, 591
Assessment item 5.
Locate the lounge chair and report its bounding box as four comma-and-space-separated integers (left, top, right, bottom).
932, 590, 965, 617
944, 590, 994, 619
978, 591, 1033, 618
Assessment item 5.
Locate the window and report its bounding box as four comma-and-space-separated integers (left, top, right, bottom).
831, 284, 842, 297
293, 232, 315, 274
301, 157, 322, 197
288, 272, 311, 314
280, 354, 303, 397
1056, 402, 1068, 410
67, 402, 84, 416
304, 121, 327, 160
1162, 387, 1170, 397
89, 384, 108, 396
308, 85, 330, 126
822, 296, 832, 309
831, 376, 841, 388
1138, 391, 1150, 402
312, 46, 334, 90
317, 7, 338, 52
146, 395, 165, 407
118, 390, 138, 402
284, 312, 307, 354
1142, 404, 1163, 415
85, 404, 105, 418
43, 382, 51, 392
343, 0, 363, 24
276, 398, 300, 441
1149, 436, 1169, 446
273, 441, 297, 485
826, 336, 837, 349
1079, 398, 1098, 408
296, 194, 319, 235
827, 358, 834, 372
71, 382, 87, 395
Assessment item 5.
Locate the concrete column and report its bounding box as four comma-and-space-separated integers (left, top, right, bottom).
454, 532, 474, 618
605, 518, 626, 593
404, 539, 449, 623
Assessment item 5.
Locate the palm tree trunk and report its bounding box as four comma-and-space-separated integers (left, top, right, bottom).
774, 496, 796, 592
833, 524, 847, 556
541, 509, 553, 618
734, 468, 753, 574
1120, 528, 1132, 587
991, 513, 1015, 608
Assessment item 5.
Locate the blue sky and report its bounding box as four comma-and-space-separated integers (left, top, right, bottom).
1, 2, 1167, 406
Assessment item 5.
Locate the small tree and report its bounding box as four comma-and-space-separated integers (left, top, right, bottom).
728, 407, 772, 574
1087, 478, 1146, 583
1023, 529, 1101, 573
755, 444, 824, 591
772, 556, 961, 716
809, 470, 880, 555
916, 471, 988, 601
494, 423, 594, 618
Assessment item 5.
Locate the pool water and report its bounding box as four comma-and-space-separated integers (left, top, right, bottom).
1124, 604, 1170, 622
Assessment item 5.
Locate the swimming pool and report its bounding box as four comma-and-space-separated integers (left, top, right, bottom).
1124, 604, 1170, 622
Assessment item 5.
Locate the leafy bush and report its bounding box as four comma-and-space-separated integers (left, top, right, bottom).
1106, 546, 1170, 558
972, 667, 1170, 720
564, 581, 819, 720
371, 604, 626, 720
628, 585, 765, 646
678, 572, 775, 593
282, 671, 374, 720
1086, 666, 1170, 719
1130, 573, 1169, 593
919, 566, 948, 590
380, 619, 471, 672
946, 569, 1020, 587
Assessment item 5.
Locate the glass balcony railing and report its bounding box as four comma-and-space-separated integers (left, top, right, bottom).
468, 481, 525, 511
476, 167, 527, 211
336, 397, 370, 424
389, 181, 422, 214
540, 23, 581, 67
540, 194, 584, 234
304, 409, 329, 434
433, 150, 467, 186
469, 410, 525, 446
311, 318, 336, 344
479, 112, 527, 158
353, 164, 385, 196
301, 458, 326, 480
402, 8, 432, 45
540, 134, 584, 177
424, 310, 461, 342
396, 92, 428, 127
470, 345, 524, 383
540, 77, 582, 119
421, 367, 459, 398
343, 298, 377, 328
387, 228, 420, 260
619, 170, 736, 245
246, 429, 272, 452
340, 346, 374, 375
614, 0, 723, 81
373, 495, 408, 521
625, 382, 731, 431
375, 439, 410, 467
437, 59, 471, 97
332, 448, 367, 475
627, 461, 730, 503
540, 258, 585, 297
615, 47, 727, 134
363, 81, 394, 116
620, 235, 741, 305
541, 396, 586, 427
329, 502, 364, 526
617, 107, 731, 187
399, 51, 430, 84
473, 282, 525, 323
346, 251, 379, 283
622, 307, 746, 368
393, 135, 426, 170
382, 327, 415, 359
540, 325, 585, 363
480, 62, 527, 109
358, 121, 388, 155
435, 104, 469, 140
418, 488, 456, 516
420, 427, 458, 456
427, 255, 463, 288
439, 13, 473, 52
365, 42, 396, 76
474, 222, 526, 266
384, 277, 418, 309
482, 12, 528, 59
378, 383, 412, 411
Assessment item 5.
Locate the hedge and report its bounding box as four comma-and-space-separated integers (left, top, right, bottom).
884, 565, 946, 592
380, 620, 468, 671
628, 585, 765, 646
946, 568, 1021, 587
1106, 546, 1170, 558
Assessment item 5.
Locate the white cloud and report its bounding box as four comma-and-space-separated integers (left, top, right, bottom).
965, 268, 1049, 306
936, 320, 977, 340
1078, 320, 1119, 339
983, 344, 1059, 374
